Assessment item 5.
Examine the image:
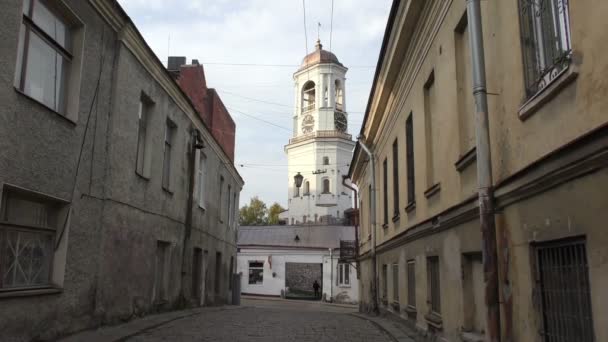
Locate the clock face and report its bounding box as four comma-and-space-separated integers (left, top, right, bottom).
334, 112, 347, 132
302, 114, 314, 134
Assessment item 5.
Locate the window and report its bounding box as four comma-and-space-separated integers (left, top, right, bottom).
406, 114, 416, 205
392, 139, 400, 217
462, 253, 484, 333
534, 238, 594, 342
368, 185, 372, 235
518, 0, 572, 98
162, 120, 176, 191
192, 248, 202, 299
338, 263, 350, 286
197, 153, 207, 208
382, 158, 388, 226
335, 80, 343, 111
381, 264, 388, 302
136, 94, 154, 178
392, 263, 399, 302
302, 81, 316, 112
427, 256, 441, 315
248, 261, 264, 285
232, 193, 237, 227
219, 177, 224, 222
214, 252, 222, 293
154, 241, 170, 302
0, 187, 67, 290
293, 180, 300, 197
322, 179, 330, 194
303, 181, 310, 195
423, 72, 438, 189
407, 260, 416, 308
227, 185, 232, 226
15, 0, 77, 116
455, 13, 475, 152
323, 156, 330, 165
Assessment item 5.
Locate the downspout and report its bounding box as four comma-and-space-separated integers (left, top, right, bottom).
466, 1, 501, 341
342, 175, 360, 279
329, 248, 333, 302
357, 137, 378, 315
179, 128, 205, 307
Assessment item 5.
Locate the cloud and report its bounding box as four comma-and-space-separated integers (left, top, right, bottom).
118, 0, 391, 207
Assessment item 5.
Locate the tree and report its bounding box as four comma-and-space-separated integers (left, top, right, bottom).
268, 202, 286, 225
239, 196, 268, 225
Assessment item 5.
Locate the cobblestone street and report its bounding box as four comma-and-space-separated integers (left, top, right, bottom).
126, 298, 392, 342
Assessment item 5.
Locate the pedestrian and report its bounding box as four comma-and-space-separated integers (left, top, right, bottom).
313, 280, 320, 298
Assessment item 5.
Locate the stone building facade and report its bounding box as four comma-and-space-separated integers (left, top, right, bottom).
0, 0, 243, 341
350, 0, 608, 341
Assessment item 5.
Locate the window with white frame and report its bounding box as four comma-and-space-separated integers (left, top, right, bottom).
337, 263, 350, 286
0, 187, 68, 290
518, 0, 572, 97
227, 185, 232, 226
197, 153, 207, 208
136, 93, 154, 178
248, 261, 263, 284
15, 0, 79, 116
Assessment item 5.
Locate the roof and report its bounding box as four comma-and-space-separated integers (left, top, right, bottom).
238, 225, 355, 249
299, 39, 343, 71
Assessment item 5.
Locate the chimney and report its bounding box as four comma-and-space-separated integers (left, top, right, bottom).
192, 59, 200, 65
167, 56, 186, 71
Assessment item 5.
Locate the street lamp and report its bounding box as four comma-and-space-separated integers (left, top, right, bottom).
294, 172, 304, 188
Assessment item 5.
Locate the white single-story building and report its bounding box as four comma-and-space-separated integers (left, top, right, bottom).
237, 225, 359, 304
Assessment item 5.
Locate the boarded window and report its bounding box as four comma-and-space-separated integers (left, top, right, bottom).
427, 256, 440, 314
392, 263, 399, 302
407, 260, 416, 307
154, 241, 170, 302
535, 238, 594, 342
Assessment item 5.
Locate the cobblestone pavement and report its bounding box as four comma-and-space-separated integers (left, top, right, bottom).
126, 298, 393, 342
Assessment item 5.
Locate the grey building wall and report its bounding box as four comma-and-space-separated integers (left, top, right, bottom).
0, 0, 243, 341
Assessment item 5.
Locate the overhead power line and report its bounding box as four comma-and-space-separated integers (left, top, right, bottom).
227, 107, 292, 132
218, 90, 292, 108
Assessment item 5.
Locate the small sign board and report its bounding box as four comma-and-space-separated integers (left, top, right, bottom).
339, 240, 357, 261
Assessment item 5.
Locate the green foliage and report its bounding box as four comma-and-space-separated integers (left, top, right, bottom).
268, 202, 286, 225
239, 196, 268, 225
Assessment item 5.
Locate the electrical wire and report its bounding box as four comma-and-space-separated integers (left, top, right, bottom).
227, 107, 292, 132
217, 89, 291, 108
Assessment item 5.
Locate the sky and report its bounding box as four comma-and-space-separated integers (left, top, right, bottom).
118, 0, 392, 208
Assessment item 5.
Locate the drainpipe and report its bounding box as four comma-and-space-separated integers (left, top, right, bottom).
329, 248, 333, 302
466, 1, 501, 341
342, 175, 360, 279
179, 128, 205, 307
357, 137, 378, 315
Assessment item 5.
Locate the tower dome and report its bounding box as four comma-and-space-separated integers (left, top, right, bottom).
299, 39, 343, 71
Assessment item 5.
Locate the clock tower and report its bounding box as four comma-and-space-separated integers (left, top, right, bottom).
284, 39, 356, 225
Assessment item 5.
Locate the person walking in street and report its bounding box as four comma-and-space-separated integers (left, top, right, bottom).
313, 280, 320, 298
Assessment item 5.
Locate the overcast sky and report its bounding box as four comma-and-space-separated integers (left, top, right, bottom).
119, 0, 391, 208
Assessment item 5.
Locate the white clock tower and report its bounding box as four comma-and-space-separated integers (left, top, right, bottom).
285, 39, 356, 225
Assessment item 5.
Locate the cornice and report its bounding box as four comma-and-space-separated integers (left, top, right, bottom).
88, 0, 243, 186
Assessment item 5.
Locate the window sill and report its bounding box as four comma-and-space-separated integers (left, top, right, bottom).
455, 147, 477, 172
424, 312, 443, 329
424, 183, 441, 199
518, 64, 579, 121
405, 201, 416, 213
198, 203, 206, 212
135, 171, 150, 181
382, 223, 388, 229
0, 286, 62, 299
391, 301, 400, 312
404, 305, 417, 319
14, 87, 77, 126
391, 214, 400, 223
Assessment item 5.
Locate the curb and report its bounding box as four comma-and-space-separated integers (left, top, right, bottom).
349, 313, 415, 342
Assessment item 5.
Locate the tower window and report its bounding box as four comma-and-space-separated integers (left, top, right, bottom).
302, 81, 316, 113
335, 80, 343, 111
322, 179, 330, 194
323, 156, 329, 165
303, 181, 310, 195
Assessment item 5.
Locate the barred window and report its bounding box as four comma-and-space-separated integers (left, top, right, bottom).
518, 0, 572, 97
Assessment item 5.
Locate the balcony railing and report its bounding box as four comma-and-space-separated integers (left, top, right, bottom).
302, 103, 315, 113
289, 130, 352, 145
